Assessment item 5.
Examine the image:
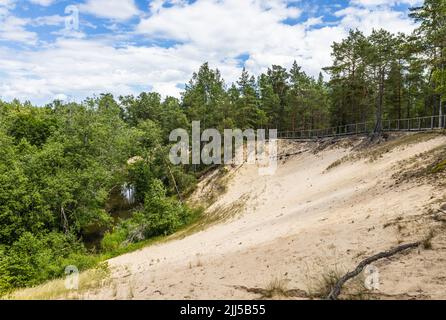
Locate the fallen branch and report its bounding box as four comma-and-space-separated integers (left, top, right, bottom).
360, 292, 430, 300
327, 241, 421, 300
234, 285, 308, 299
270, 149, 310, 161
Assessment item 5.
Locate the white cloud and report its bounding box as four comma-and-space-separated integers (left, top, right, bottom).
53, 93, 68, 101
0, 0, 424, 104
79, 0, 140, 21
335, 5, 418, 35
136, 0, 307, 74
351, 0, 423, 7
28, 0, 55, 6
0, 0, 15, 8
304, 16, 324, 28
32, 14, 65, 26
0, 1, 38, 44
0, 38, 206, 102
0, 0, 14, 16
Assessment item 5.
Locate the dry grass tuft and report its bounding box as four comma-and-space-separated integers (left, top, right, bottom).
6, 263, 110, 300
422, 230, 436, 250
263, 277, 289, 298
308, 269, 344, 299
326, 132, 442, 172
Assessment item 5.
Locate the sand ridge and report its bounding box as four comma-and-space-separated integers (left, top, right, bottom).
80, 133, 446, 300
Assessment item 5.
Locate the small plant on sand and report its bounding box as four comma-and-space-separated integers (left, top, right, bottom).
128, 281, 134, 300
111, 282, 118, 298
422, 230, 435, 250
264, 277, 289, 298
308, 269, 343, 299
308, 267, 374, 300
340, 273, 373, 300
432, 159, 446, 174
188, 255, 204, 269
196, 258, 204, 268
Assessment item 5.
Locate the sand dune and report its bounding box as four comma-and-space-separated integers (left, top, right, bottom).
69, 133, 446, 299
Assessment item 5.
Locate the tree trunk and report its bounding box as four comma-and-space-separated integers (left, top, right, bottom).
398, 70, 402, 119
374, 69, 385, 135
440, 96, 444, 128
61, 206, 69, 234
440, 61, 444, 128
406, 79, 411, 119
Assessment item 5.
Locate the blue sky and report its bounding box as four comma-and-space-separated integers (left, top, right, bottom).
0, 0, 422, 105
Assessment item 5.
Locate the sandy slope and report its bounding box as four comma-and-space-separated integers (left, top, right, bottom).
82, 133, 446, 300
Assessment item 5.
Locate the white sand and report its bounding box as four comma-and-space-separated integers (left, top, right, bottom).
83, 134, 446, 300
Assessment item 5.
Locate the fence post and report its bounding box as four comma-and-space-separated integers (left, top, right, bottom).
277, 115, 443, 139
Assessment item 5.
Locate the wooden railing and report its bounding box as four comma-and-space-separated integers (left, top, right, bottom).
277, 115, 446, 140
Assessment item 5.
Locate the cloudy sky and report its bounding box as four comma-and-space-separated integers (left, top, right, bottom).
0, 0, 423, 105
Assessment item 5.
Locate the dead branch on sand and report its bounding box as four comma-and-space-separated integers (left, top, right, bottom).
234, 285, 308, 299
327, 242, 421, 300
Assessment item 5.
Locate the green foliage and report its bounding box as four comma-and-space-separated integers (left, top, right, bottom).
101, 226, 129, 252
0, 232, 97, 295
5, 107, 58, 147
142, 180, 192, 237
170, 166, 198, 196
0, 95, 196, 294
432, 159, 446, 173
182, 62, 231, 131
100, 179, 194, 251
324, 24, 440, 130
2, 2, 445, 294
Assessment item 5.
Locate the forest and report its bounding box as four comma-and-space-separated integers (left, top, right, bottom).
0, 0, 444, 294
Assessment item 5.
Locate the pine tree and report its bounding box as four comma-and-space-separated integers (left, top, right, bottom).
410, 0, 446, 126
324, 30, 370, 125
365, 29, 397, 134
265, 65, 289, 130
236, 68, 260, 129
182, 63, 229, 130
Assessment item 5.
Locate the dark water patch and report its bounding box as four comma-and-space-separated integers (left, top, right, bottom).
83, 184, 139, 251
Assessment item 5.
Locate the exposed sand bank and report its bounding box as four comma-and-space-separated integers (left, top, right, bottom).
14, 132, 446, 300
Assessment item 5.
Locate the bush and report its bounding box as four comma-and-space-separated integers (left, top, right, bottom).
170, 167, 197, 196
101, 226, 129, 252
0, 232, 93, 295
99, 179, 194, 251
143, 179, 192, 237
